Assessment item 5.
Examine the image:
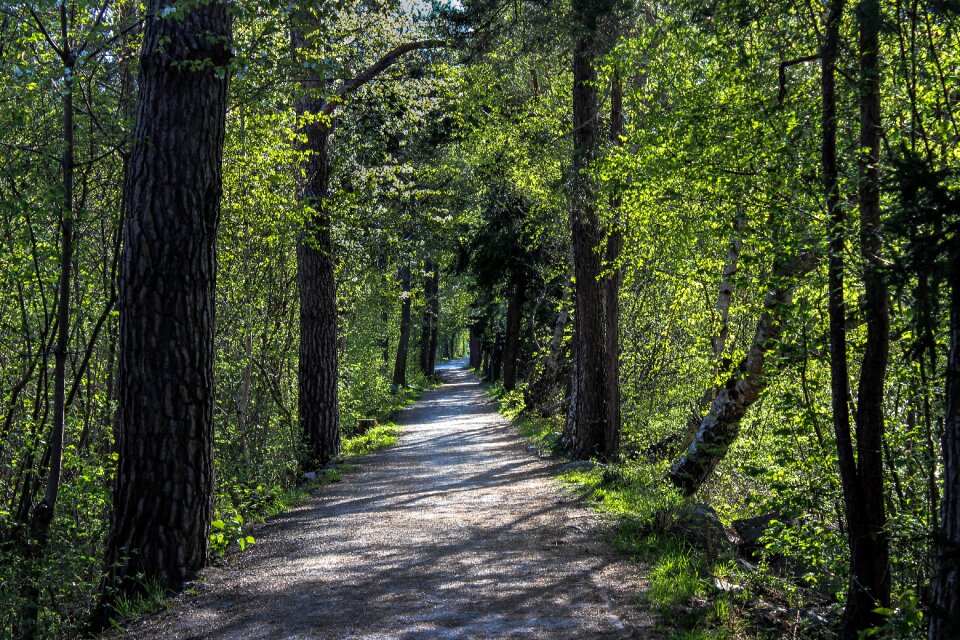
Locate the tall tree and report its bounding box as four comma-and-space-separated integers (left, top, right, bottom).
290, 18, 445, 465
564, 1, 616, 460
96, 0, 232, 619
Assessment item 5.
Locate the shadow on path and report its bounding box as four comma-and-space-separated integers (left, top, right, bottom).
119, 361, 654, 639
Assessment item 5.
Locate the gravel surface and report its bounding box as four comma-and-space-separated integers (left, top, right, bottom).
119, 361, 655, 639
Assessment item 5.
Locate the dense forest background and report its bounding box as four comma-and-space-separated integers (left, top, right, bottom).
0, 0, 958, 638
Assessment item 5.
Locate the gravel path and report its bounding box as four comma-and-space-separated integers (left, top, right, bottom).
121, 361, 655, 639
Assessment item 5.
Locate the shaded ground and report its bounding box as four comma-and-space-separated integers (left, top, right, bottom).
118, 361, 655, 639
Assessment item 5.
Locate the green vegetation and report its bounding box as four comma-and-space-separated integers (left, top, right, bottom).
342, 424, 403, 457
1, 0, 958, 637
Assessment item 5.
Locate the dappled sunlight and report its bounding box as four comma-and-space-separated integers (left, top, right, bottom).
125, 363, 650, 639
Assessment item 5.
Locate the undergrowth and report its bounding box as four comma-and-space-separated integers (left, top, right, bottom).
342, 423, 401, 457
485, 380, 791, 640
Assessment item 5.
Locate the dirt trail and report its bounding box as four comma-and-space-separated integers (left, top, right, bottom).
121, 362, 654, 639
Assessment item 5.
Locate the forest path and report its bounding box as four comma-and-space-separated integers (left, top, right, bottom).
121, 361, 654, 639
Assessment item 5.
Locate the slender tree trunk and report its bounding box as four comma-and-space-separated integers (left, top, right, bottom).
392, 262, 412, 391
931, 258, 960, 639
428, 264, 439, 373
667, 251, 818, 495
289, 13, 341, 467
419, 262, 436, 378
18, 38, 75, 640
843, 1, 891, 634
502, 271, 526, 391
565, 34, 610, 460
96, 0, 231, 620
294, 120, 340, 466
378, 253, 390, 365
604, 69, 624, 458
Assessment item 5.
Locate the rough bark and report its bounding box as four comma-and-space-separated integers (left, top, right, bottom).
565, 34, 611, 461
931, 258, 960, 639
667, 251, 819, 495
294, 109, 340, 467
291, 26, 445, 466
98, 0, 231, 615
502, 271, 526, 391
391, 262, 412, 391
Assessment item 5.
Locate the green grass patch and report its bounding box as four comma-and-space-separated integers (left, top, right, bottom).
342, 423, 401, 457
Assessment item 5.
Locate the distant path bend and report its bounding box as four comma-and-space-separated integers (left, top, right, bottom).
121, 361, 654, 639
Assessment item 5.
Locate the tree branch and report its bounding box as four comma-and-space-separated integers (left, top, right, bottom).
321, 39, 450, 116
778, 53, 821, 105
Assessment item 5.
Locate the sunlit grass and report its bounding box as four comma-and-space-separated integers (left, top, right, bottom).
342, 423, 401, 457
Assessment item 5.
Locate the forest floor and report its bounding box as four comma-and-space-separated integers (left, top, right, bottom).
114, 361, 656, 639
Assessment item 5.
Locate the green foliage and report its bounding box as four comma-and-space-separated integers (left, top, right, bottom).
342, 424, 402, 457
210, 512, 255, 558
108, 576, 170, 629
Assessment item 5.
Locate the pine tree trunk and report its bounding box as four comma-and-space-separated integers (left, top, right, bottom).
392, 262, 412, 390
566, 34, 610, 460
98, 0, 231, 615
502, 271, 526, 391
295, 112, 340, 467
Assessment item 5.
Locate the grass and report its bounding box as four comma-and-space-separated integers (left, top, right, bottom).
108, 576, 170, 629
342, 423, 401, 457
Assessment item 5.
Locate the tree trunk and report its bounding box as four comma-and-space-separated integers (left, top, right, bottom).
469, 325, 481, 369
392, 262, 412, 391
842, 1, 891, 634
565, 34, 610, 460
428, 264, 439, 373
502, 271, 526, 391
289, 11, 341, 468
98, 0, 231, 616
294, 116, 340, 467
419, 262, 436, 378
931, 257, 960, 639
18, 31, 75, 638
667, 251, 818, 495
604, 69, 624, 458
